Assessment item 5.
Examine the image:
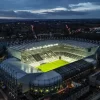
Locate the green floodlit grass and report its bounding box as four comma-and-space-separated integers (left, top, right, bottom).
37, 60, 69, 72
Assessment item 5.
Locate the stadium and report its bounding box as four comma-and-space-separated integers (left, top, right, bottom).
0, 39, 99, 99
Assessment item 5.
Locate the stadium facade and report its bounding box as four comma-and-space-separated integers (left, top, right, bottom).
0, 39, 99, 100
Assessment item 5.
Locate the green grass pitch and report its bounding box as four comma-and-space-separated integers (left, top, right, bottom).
37, 60, 69, 72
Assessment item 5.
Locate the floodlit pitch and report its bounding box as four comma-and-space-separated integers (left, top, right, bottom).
37, 60, 69, 72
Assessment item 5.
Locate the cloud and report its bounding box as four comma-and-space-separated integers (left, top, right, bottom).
16, 11, 45, 18
13, 6, 88, 18
0, 7, 88, 19
0, 11, 16, 17
0, 10, 44, 19
69, 2, 100, 11
0, 2, 100, 19
0, 0, 100, 10
14, 7, 68, 14
44, 10, 88, 16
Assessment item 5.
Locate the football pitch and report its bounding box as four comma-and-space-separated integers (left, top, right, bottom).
37, 60, 69, 72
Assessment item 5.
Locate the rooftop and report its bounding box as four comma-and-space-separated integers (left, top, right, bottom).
8, 40, 98, 51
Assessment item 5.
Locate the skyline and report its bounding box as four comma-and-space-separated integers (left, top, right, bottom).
0, 0, 100, 19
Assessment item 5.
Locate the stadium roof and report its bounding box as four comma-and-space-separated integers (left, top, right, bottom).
0, 58, 26, 79
54, 59, 94, 79
32, 71, 62, 86
8, 40, 98, 51
0, 58, 41, 79
8, 40, 59, 51
62, 40, 98, 48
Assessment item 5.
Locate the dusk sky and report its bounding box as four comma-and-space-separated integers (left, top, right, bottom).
0, 0, 100, 19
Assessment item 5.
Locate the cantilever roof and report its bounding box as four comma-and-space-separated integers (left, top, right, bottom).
1, 58, 26, 79
8, 40, 59, 51
8, 40, 98, 51
0, 58, 40, 79
62, 40, 98, 48
32, 70, 62, 86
